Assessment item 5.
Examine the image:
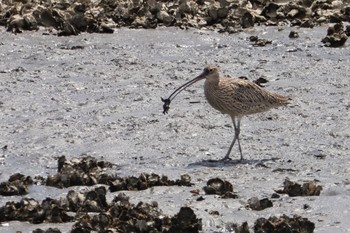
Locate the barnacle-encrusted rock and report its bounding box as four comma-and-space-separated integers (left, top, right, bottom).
109, 173, 193, 192
261, 2, 281, 20
322, 22, 348, 47
0, 186, 202, 232
45, 156, 193, 191
167, 207, 202, 233
70, 194, 202, 233
1, 0, 350, 35
46, 155, 114, 188
63, 186, 109, 213
289, 30, 299, 38
249, 35, 272, 46
276, 178, 323, 197
233, 221, 250, 233
7, 13, 38, 33
0, 197, 73, 223
203, 177, 237, 198
33, 228, 62, 233
203, 178, 232, 195
247, 197, 273, 211
0, 173, 33, 196
254, 214, 315, 233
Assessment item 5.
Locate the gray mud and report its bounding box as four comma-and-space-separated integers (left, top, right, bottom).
0, 25, 349, 232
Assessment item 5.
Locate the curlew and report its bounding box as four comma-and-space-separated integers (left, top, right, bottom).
162, 64, 290, 161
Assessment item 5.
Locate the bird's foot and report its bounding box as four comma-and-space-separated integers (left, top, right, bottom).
220, 157, 232, 162
206, 157, 232, 163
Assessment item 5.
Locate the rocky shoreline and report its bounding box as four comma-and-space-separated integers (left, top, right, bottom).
1, 0, 350, 36
0, 156, 318, 232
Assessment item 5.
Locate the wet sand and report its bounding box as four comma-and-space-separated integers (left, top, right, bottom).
0, 25, 349, 232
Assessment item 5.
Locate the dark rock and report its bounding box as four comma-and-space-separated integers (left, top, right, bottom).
254, 77, 269, 87
65, 186, 108, 213
0, 184, 202, 232
241, 12, 254, 28
276, 178, 322, 196
249, 35, 272, 46
157, 10, 175, 26
322, 23, 348, 47
0, 197, 73, 224
261, 3, 281, 19
247, 197, 273, 211
109, 173, 193, 192
167, 207, 202, 233
46, 156, 114, 188
234, 221, 250, 233
33, 228, 62, 233
0, 0, 349, 36
7, 13, 39, 33
254, 215, 315, 233
203, 178, 237, 198
289, 30, 299, 38
203, 177, 232, 195
93, 195, 202, 233
0, 173, 33, 196
345, 25, 350, 37
209, 210, 220, 215
299, 19, 316, 28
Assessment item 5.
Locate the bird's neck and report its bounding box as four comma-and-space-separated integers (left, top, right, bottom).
204, 78, 220, 97
205, 77, 220, 86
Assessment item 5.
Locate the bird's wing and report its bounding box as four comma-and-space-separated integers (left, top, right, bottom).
217, 78, 287, 115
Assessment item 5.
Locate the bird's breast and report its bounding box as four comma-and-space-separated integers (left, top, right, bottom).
204, 80, 239, 115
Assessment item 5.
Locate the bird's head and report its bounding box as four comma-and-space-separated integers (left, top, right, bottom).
161, 64, 220, 114
201, 64, 220, 82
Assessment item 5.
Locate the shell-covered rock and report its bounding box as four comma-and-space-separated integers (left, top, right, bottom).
322, 22, 348, 47
71, 194, 202, 233
0, 187, 202, 232
247, 197, 273, 211
46, 155, 114, 188
108, 173, 193, 192
45, 156, 192, 190
0, 197, 73, 223
1, 0, 350, 35
276, 178, 323, 197
254, 214, 315, 233
203, 177, 237, 198
63, 186, 109, 213
0, 173, 33, 196
167, 206, 202, 233
32, 228, 62, 233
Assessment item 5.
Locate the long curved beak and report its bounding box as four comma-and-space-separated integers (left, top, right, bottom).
166, 72, 207, 101
161, 71, 207, 114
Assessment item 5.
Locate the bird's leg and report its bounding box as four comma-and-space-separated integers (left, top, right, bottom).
236, 118, 243, 160
221, 117, 243, 161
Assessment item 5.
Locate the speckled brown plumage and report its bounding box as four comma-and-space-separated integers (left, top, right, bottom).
163, 64, 290, 161
202, 64, 289, 160
204, 68, 289, 117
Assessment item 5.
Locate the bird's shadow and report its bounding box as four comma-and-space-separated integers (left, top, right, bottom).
187, 157, 280, 168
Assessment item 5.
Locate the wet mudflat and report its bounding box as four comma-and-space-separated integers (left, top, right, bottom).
0, 25, 349, 232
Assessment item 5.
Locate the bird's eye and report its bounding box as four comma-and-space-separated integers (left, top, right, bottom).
209, 68, 213, 72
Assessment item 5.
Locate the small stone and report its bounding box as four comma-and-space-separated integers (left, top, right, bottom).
289, 30, 299, 38
203, 178, 233, 196
247, 197, 273, 211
